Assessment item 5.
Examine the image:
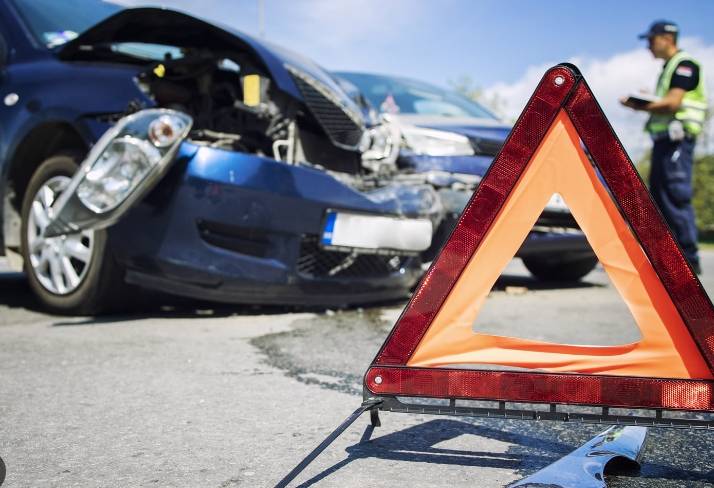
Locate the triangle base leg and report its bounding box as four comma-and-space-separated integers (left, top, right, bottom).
274, 398, 382, 488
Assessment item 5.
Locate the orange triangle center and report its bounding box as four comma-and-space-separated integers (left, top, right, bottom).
407, 110, 712, 380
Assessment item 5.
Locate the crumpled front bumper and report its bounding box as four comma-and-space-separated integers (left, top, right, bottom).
107, 142, 440, 306
425, 185, 594, 261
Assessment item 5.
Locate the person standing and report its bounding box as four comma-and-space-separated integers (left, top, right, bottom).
621, 20, 707, 274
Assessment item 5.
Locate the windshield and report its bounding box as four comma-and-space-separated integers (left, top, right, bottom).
335, 72, 498, 120
11, 0, 122, 48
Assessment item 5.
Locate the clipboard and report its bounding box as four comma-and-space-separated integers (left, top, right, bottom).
625, 92, 659, 108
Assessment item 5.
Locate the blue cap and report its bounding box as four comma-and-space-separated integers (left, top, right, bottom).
638, 20, 679, 39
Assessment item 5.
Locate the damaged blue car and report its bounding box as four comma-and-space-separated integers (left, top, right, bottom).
335, 72, 598, 281
0, 1, 440, 313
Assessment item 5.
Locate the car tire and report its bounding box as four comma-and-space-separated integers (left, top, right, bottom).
20, 153, 126, 315
522, 254, 598, 282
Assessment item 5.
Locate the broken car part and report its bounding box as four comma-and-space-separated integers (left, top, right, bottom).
335, 71, 599, 280
509, 426, 647, 488
0, 4, 440, 312
44, 109, 192, 237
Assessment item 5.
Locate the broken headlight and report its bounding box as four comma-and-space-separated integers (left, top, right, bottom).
77, 136, 161, 213
401, 125, 474, 157
44, 109, 192, 237
360, 118, 401, 175
77, 112, 191, 213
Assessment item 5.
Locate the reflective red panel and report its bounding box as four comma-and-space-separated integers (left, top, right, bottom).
366, 367, 714, 412
375, 66, 577, 366
565, 82, 714, 369
365, 64, 714, 413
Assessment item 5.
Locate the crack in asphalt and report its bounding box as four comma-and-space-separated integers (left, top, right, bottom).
251, 308, 714, 487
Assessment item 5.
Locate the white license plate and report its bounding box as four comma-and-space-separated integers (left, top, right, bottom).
321, 211, 432, 252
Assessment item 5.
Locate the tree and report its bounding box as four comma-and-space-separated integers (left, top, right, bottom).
693, 154, 714, 236
637, 151, 714, 236
448, 75, 508, 118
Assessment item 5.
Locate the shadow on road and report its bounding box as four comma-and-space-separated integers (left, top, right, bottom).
0, 271, 327, 324
49, 292, 411, 326
0, 265, 602, 326
293, 418, 713, 487
293, 418, 572, 487
493, 272, 604, 291
0, 271, 46, 313
50, 300, 314, 326
610, 465, 714, 486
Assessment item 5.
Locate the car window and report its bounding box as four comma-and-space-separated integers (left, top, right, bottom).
11, 0, 122, 48
336, 72, 498, 120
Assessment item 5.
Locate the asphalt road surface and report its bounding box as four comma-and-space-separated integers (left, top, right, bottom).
1, 253, 713, 487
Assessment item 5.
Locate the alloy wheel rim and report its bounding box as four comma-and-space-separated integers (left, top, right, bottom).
26, 175, 95, 295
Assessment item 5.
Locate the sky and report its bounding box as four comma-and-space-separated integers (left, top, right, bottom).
115, 0, 714, 159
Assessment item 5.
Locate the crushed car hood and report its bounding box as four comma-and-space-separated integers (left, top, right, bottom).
393, 114, 510, 175
58, 7, 360, 116
393, 114, 511, 145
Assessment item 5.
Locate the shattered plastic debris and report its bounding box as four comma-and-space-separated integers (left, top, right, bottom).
505, 286, 528, 295
366, 183, 444, 227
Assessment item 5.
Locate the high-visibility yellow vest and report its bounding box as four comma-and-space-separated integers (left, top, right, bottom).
646, 51, 708, 136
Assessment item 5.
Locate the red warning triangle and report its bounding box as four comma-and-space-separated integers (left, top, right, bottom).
365, 64, 714, 412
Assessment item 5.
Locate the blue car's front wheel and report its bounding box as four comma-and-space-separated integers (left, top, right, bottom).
21, 154, 127, 315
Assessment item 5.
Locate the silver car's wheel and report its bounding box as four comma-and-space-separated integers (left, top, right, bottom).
26, 175, 95, 295
522, 254, 598, 282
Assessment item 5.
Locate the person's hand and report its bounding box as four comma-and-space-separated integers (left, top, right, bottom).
620, 96, 637, 109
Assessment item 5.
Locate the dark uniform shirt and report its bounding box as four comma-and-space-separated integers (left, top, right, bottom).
665, 54, 700, 91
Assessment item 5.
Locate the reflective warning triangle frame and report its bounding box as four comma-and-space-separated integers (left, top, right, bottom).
276, 63, 714, 488
363, 64, 714, 426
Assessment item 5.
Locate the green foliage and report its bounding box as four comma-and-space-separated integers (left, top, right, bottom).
448, 75, 483, 101
447, 75, 508, 119
693, 154, 714, 232
635, 151, 651, 186
637, 151, 714, 232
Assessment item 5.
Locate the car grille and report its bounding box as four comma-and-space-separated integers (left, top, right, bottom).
197, 220, 270, 258
288, 67, 364, 148
297, 235, 411, 279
